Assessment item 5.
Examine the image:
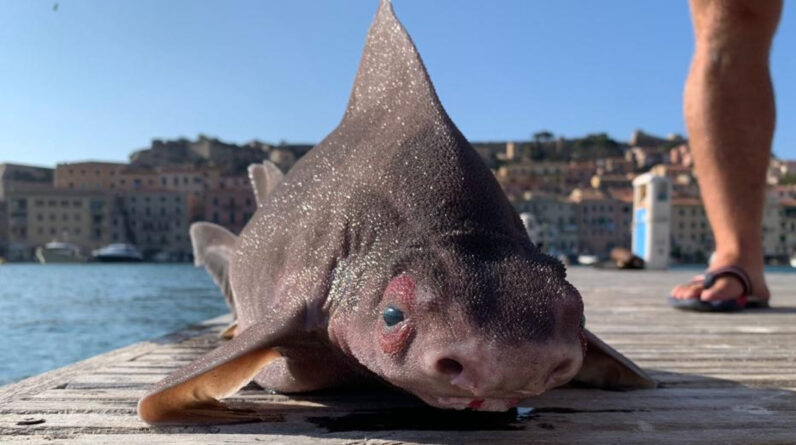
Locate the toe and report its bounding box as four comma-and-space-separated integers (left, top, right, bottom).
672, 282, 702, 300
681, 284, 702, 300
700, 277, 744, 302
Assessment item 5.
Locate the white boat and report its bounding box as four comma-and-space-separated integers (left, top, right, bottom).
35, 242, 86, 263
577, 254, 599, 266
791, 254, 796, 269
92, 243, 144, 262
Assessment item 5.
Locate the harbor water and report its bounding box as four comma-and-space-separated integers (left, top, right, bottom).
0, 264, 226, 386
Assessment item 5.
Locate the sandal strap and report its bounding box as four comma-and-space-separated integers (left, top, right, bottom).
703, 266, 751, 296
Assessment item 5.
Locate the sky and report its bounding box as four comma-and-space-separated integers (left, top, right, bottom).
1, 0, 794, 167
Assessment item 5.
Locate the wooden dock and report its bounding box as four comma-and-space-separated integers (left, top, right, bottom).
2, 268, 795, 444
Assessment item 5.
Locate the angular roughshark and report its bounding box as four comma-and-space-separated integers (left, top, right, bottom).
138, 0, 654, 425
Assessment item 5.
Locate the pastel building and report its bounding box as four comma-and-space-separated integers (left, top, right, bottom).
54, 161, 125, 190
117, 191, 191, 260
513, 192, 578, 255
4, 189, 118, 261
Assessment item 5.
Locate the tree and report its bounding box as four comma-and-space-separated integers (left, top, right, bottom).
533, 130, 554, 144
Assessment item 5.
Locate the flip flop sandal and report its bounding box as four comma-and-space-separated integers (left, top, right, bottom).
667, 265, 770, 312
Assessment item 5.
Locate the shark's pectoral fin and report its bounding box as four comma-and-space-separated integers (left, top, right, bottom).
219, 322, 238, 340
138, 322, 293, 425
571, 329, 657, 390
248, 160, 284, 207
190, 222, 237, 313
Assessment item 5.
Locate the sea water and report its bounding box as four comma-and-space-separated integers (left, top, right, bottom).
0, 264, 226, 386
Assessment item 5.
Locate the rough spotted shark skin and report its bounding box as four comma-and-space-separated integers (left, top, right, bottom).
138, 0, 654, 425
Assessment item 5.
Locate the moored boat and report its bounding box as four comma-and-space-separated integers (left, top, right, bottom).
92, 243, 144, 262
35, 242, 86, 264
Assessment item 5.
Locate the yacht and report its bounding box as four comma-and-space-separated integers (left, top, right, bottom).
790, 254, 796, 269
35, 242, 86, 263
92, 243, 144, 262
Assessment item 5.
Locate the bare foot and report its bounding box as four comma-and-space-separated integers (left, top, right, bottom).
670, 253, 770, 304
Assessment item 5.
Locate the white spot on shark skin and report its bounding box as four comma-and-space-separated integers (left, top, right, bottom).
636, 420, 655, 432
732, 405, 773, 415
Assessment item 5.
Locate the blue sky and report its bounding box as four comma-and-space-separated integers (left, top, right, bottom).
1, 0, 794, 167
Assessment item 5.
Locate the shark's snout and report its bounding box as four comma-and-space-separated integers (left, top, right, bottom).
421, 338, 583, 400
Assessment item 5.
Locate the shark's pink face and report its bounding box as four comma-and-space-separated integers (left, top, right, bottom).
331, 247, 587, 412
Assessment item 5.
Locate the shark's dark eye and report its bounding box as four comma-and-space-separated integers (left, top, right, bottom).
382, 306, 405, 327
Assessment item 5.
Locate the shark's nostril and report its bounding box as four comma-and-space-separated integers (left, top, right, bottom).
436, 358, 464, 377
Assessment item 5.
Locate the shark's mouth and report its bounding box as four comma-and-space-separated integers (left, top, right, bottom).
413, 391, 527, 412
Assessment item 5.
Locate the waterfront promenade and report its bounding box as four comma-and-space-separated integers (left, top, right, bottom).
1, 268, 795, 444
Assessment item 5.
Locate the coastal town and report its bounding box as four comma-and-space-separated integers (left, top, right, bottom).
1, 130, 794, 264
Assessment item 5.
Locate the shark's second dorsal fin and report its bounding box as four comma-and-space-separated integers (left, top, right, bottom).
248, 160, 284, 208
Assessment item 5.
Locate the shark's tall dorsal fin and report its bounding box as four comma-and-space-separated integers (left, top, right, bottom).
344, 0, 448, 124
